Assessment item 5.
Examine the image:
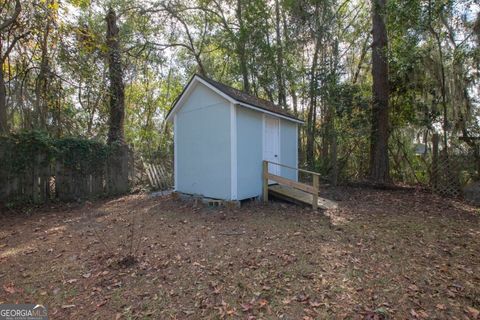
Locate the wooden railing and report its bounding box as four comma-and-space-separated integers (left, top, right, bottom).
262, 160, 320, 209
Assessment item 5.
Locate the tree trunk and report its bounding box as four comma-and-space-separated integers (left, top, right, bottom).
0, 0, 22, 134
331, 132, 338, 186
369, 0, 390, 183
306, 40, 321, 170
290, 87, 298, 116
430, 27, 448, 151
236, 0, 250, 93
106, 8, 125, 145
274, 0, 286, 108
195, 54, 207, 76
353, 33, 371, 84
35, 9, 52, 130
0, 67, 7, 134
474, 12, 480, 45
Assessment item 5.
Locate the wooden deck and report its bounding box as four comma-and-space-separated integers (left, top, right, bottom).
268, 184, 338, 210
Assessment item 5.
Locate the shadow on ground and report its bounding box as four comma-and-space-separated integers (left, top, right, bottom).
0, 187, 479, 319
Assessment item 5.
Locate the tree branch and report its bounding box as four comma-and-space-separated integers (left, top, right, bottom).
1, 31, 29, 63
0, 0, 21, 32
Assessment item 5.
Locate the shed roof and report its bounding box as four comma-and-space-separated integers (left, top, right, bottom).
166, 74, 303, 124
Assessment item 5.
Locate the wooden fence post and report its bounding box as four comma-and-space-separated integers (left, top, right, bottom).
263, 160, 269, 203
312, 174, 319, 210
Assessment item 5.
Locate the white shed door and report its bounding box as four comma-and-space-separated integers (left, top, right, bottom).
264, 116, 280, 177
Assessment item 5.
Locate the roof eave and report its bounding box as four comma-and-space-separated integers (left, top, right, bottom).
166, 74, 304, 125
166, 75, 236, 122
235, 102, 304, 124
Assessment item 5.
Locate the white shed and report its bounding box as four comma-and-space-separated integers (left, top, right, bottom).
166, 74, 304, 201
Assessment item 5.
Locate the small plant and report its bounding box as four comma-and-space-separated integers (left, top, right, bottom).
88, 208, 146, 268
119, 209, 141, 268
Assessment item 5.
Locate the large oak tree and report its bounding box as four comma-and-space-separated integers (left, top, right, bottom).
369, 0, 390, 184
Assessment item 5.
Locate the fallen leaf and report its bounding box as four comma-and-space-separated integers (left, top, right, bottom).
408, 284, 419, 292
309, 301, 321, 307
417, 310, 429, 318
466, 307, 479, 319
258, 299, 268, 308
96, 300, 107, 308
410, 309, 419, 318
241, 303, 253, 312
226, 308, 236, 315
3, 283, 15, 294
295, 293, 309, 302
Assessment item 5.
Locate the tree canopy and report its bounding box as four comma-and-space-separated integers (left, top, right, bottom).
0, 0, 478, 184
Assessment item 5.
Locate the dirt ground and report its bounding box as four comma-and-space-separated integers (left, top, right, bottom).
0, 187, 479, 320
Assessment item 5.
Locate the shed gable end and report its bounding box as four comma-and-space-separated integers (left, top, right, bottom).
177, 82, 230, 115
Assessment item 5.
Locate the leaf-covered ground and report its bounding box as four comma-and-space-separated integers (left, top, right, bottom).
0, 187, 479, 319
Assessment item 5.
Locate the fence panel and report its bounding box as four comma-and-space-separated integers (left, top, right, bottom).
0, 147, 52, 204
1, 143, 134, 205
429, 134, 477, 199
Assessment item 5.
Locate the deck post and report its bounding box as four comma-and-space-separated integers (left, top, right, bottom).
262, 161, 269, 203
312, 174, 319, 210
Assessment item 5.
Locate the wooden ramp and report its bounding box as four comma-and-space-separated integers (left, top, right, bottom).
268, 184, 338, 210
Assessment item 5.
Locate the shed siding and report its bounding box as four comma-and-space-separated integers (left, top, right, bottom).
176, 83, 231, 199
280, 120, 298, 181
236, 107, 263, 200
